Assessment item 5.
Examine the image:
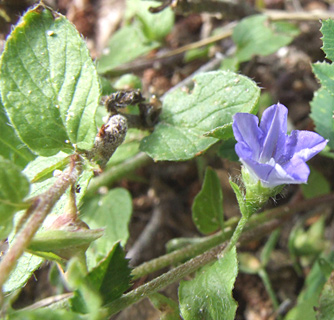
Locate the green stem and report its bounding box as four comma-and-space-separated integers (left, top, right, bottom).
132, 193, 334, 279
132, 217, 239, 279
107, 211, 298, 316
85, 152, 151, 198
258, 268, 280, 314
224, 214, 250, 254
107, 242, 228, 315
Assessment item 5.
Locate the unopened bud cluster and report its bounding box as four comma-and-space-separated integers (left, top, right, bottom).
88, 114, 128, 169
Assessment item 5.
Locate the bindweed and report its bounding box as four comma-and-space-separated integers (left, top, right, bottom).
232, 103, 327, 208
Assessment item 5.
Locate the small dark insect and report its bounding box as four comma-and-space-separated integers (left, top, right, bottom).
104, 89, 161, 130
75, 184, 81, 193
105, 89, 145, 115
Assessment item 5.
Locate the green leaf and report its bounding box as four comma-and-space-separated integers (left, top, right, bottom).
0, 104, 35, 169
192, 167, 224, 234
320, 19, 334, 62
28, 229, 104, 261
81, 188, 133, 268
68, 257, 102, 315
317, 272, 334, 320
310, 87, 334, 149
97, 24, 159, 74
312, 62, 334, 96
0, 5, 100, 156
0, 157, 30, 240
140, 70, 260, 161
179, 247, 238, 320
126, 0, 174, 41
71, 242, 132, 312
301, 167, 330, 199
233, 14, 299, 62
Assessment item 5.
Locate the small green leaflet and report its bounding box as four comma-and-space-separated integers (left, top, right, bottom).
97, 25, 159, 74
233, 14, 299, 63
71, 242, 132, 313
81, 188, 133, 269
179, 247, 238, 320
126, 0, 174, 41
192, 167, 224, 234
140, 70, 260, 161
0, 4, 100, 156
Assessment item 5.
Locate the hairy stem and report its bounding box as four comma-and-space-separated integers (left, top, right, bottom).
132, 193, 334, 279
0, 155, 82, 301
107, 242, 228, 315
18, 193, 334, 314
107, 205, 307, 316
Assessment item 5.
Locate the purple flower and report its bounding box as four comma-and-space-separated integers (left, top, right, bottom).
232, 103, 327, 188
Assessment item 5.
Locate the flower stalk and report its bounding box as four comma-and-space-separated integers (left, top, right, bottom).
132, 193, 334, 279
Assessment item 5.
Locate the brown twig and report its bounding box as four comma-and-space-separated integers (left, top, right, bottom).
0, 154, 82, 305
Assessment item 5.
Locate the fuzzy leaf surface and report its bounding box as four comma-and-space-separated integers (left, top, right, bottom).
0, 104, 35, 168
140, 71, 260, 161
179, 247, 238, 320
0, 5, 100, 156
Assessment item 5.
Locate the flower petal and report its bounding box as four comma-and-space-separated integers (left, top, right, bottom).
233, 113, 262, 160
259, 103, 288, 163
241, 156, 309, 187
281, 155, 310, 183
240, 157, 275, 185
284, 130, 328, 162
